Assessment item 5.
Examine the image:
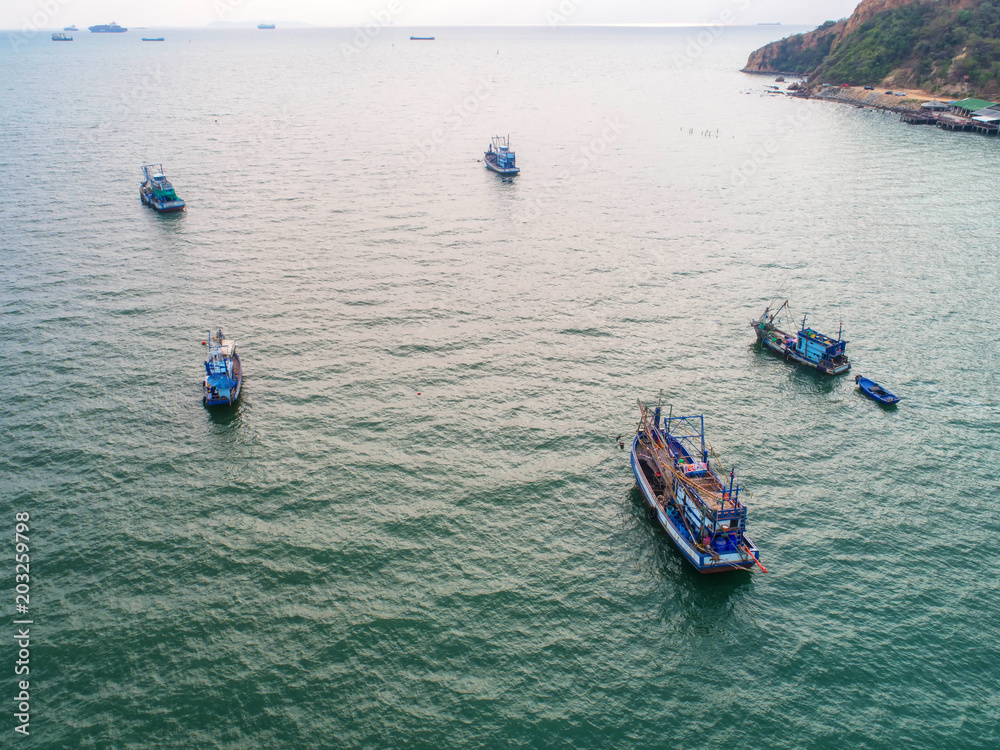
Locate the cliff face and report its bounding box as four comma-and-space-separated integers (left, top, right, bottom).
743, 0, 925, 74
743, 0, 998, 94
743, 21, 844, 74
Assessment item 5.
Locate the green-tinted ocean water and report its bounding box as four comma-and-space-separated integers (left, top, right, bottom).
2, 25, 999, 749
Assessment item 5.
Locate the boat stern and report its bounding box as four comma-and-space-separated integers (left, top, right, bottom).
154, 198, 186, 212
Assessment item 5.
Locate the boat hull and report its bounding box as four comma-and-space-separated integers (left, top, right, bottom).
485, 161, 519, 175
630, 436, 758, 573
753, 323, 851, 375
140, 190, 185, 212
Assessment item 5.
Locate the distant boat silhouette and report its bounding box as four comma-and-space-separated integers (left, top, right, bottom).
89, 22, 127, 33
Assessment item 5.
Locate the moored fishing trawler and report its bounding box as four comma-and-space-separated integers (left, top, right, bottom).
139, 164, 185, 212
203, 330, 242, 407
752, 300, 850, 375
484, 135, 519, 175
630, 398, 765, 574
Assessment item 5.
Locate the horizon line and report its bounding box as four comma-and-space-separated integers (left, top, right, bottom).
0, 22, 817, 32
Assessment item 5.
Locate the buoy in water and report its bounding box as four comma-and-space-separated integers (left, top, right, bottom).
202, 341, 207, 345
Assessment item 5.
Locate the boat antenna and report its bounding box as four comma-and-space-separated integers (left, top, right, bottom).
838, 320, 843, 341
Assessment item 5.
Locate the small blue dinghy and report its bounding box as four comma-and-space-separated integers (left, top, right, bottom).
855, 375, 900, 405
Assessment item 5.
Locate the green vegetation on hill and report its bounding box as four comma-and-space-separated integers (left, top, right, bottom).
754, 0, 1000, 95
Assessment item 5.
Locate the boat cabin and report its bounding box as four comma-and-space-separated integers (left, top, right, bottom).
795, 327, 846, 367
490, 144, 515, 170
141, 164, 180, 200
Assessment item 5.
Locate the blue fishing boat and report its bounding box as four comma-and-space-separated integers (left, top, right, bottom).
139, 164, 185, 212
630, 398, 765, 574
484, 135, 519, 175
751, 300, 850, 375
51, 32, 73, 41
203, 330, 242, 407
855, 375, 901, 405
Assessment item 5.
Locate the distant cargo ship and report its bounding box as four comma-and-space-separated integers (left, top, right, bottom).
258, 23, 275, 29
410, 36, 435, 40
51, 32, 73, 41
63, 25, 78, 31
89, 22, 127, 33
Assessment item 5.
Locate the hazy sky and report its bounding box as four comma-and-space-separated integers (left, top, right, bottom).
4, 0, 862, 31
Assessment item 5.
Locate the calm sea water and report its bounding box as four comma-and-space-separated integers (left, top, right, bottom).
2, 24, 999, 749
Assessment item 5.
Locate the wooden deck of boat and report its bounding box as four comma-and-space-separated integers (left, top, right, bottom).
638, 442, 737, 513
687, 475, 736, 511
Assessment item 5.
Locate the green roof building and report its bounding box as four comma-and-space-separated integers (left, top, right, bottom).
950, 98, 999, 117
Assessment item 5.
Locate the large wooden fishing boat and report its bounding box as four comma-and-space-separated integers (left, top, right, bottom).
751, 300, 850, 375
630, 398, 764, 574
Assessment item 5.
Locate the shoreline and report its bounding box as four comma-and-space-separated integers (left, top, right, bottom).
751, 77, 1000, 135
810, 86, 932, 113
741, 70, 955, 113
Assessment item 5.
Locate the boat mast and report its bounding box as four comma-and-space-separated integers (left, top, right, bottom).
766, 300, 788, 327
